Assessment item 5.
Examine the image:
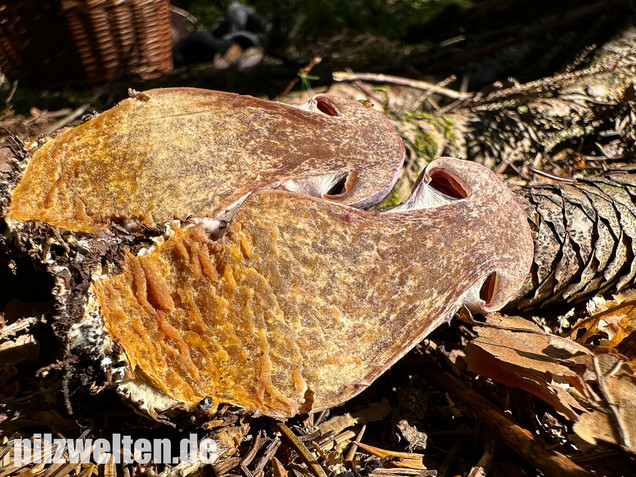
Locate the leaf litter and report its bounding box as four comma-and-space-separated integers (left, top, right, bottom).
2, 5, 636, 477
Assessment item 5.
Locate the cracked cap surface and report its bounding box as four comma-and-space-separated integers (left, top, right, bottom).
94, 158, 533, 418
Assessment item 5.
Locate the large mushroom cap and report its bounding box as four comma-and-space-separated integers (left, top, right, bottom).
8, 88, 405, 233
89, 157, 533, 419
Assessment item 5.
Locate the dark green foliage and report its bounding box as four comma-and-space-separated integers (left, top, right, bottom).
172, 0, 472, 42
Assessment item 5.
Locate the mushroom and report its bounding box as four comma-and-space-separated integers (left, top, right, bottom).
7, 88, 405, 234
81, 157, 533, 419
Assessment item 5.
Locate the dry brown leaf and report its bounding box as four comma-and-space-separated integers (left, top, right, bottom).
572, 411, 621, 449
0, 334, 39, 366
463, 313, 636, 452
315, 400, 391, 437
464, 314, 593, 420
591, 350, 636, 451
571, 289, 636, 355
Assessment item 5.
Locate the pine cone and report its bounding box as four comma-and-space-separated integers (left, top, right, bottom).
511, 164, 636, 310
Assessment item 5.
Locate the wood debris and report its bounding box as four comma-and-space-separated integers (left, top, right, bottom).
458, 312, 636, 452
1, 3, 636, 477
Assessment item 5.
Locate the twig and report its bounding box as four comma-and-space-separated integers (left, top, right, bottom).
4, 80, 18, 105
332, 71, 468, 100
77, 463, 96, 477
333, 430, 357, 448
214, 457, 241, 476
49, 463, 80, 477
254, 438, 281, 473
342, 68, 384, 105
413, 75, 458, 111
593, 358, 630, 450
529, 168, 576, 183
353, 442, 425, 470
468, 437, 500, 477
352, 442, 422, 460
0, 317, 40, 341
278, 57, 322, 100
39, 463, 65, 477
437, 440, 462, 477
313, 410, 328, 428
419, 364, 592, 477
370, 469, 431, 476
276, 423, 327, 477
345, 425, 365, 472
459, 56, 634, 110
241, 430, 263, 467
345, 425, 365, 463
240, 462, 254, 477
44, 104, 89, 136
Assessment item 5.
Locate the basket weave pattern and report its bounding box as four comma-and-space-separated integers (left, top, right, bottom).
0, 0, 173, 86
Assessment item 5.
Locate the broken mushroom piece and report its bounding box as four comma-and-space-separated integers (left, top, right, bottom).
7, 88, 405, 234
77, 157, 534, 419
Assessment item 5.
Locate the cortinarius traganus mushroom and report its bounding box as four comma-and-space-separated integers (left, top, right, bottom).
7, 88, 405, 233
1, 89, 533, 421
79, 157, 533, 419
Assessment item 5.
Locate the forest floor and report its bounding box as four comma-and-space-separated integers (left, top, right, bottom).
2, 1, 636, 476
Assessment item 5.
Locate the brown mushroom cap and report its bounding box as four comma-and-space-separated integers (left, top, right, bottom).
92, 157, 533, 419
8, 88, 405, 233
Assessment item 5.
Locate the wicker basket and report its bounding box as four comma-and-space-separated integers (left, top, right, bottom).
0, 0, 173, 86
